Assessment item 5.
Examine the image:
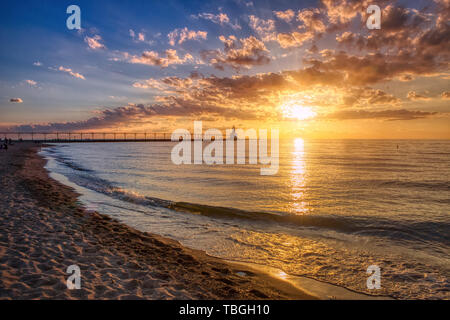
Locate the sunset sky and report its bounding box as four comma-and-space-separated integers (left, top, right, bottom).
1, 0, 449, 138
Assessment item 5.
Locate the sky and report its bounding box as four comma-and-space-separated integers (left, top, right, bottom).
0, 0, 449, 138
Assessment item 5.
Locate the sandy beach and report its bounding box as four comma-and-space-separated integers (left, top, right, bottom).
0, 142, 316, 300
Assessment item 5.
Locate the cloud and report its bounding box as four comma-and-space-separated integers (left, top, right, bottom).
407, 91, 431, 100
320, 0, 383, 27
325, 109, 438, 121
341, 87, 401, 107
329, 3, 449, 81
5, 103, 261, 132
273, 9, 295, 22
84, 35, 105, 50
168, 27, 207, 46
200, 35, 270, 70
129, 30, 154, 44
10, 98, 23, 103
273, 8, 325, 49
248, 15, 276, 41
129, 63, 411, 125
303, 49, 447, 86
125, 49, 194, 68
277, 31, 314, 48
25, 79, 37, 86
297, 8, 326, 33
133, 78, 171, 90
58, 66, 86, 80
192, 12, 241, 30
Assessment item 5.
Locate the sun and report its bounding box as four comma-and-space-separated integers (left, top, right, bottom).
281, 101, 317, 120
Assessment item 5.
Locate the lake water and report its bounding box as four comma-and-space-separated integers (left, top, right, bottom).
41, 139, 450, 299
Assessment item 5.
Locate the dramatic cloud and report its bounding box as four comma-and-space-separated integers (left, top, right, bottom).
5, 1, 448, 135
303, 49, 447, 86
10, 98, 23, 103
320, 0, 385, 27
132, 65, 406, 120
84, 35, 106, 50
124, 49, 194, 68
326, 109, 438, 121
192, 12, 241, 29
329, 4, 449, 83
58, 66, 85, 80
168, 27, 207, 46
297, 8, 326, 33
201, 35, 270, 70
5, 103, 261, 132
274, 8, 326, 48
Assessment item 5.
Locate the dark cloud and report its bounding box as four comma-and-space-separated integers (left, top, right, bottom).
5, 103, 262, 132
325, 109, 438, 121
200, 35, 270, 71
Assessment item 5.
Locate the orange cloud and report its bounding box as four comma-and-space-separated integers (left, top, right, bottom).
58, 66, 85, 80
274, 9, 295, 22
84, 35, 106, 50
168, 27, 207, 46
126, 49, 194, 68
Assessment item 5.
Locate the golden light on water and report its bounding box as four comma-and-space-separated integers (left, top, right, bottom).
290, 138, 309, 214
277, 270, 288, 279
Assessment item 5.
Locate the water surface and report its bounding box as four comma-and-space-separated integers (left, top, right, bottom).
41, 139, 450, 299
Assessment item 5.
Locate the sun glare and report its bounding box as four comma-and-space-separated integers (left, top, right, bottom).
281, 102, 317, 121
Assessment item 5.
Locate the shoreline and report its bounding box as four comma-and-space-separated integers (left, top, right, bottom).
42, 143, 393, 300
0, 142, 317, 300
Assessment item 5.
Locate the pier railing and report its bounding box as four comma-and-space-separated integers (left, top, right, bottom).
0, 132, 234, 142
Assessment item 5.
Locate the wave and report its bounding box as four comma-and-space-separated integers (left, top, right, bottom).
43, 147, 450, 247
66, 170, 450, 245
378, 180, 450, 191
45, 147, 93, 173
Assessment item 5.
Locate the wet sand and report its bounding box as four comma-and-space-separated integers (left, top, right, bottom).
0, 142, 316, 300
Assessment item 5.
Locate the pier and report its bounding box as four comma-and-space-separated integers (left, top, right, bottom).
0, 132, 225, 142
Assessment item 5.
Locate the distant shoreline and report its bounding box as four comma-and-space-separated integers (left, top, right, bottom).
0, 142, 316, 300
